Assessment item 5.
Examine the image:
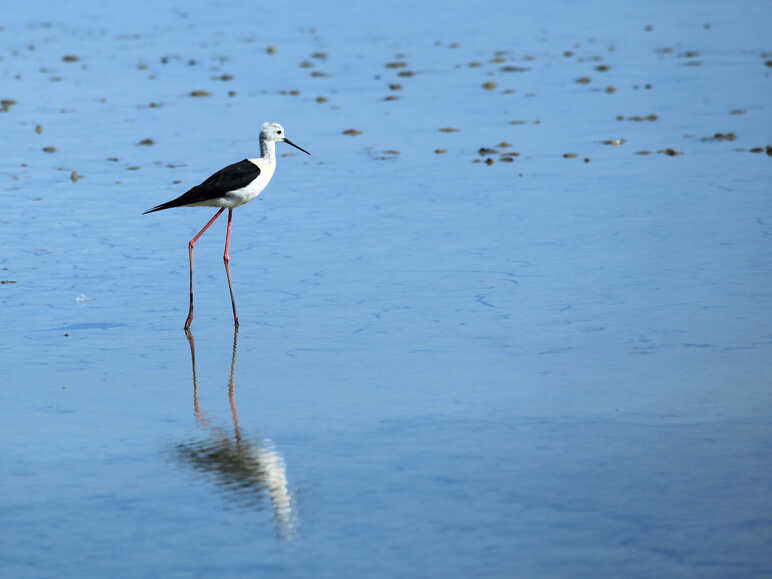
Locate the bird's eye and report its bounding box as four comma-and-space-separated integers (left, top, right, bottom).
277, 130, 282, 134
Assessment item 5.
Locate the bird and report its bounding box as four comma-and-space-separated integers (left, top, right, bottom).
144, 121, 310, 330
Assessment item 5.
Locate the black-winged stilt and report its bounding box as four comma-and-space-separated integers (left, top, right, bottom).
144, 122, 310, 330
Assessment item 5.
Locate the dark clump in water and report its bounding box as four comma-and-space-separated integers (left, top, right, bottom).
501, 65, 530, 72
371, 148, 400, 161
700, 133, 737, 142
617, 114, 659, 122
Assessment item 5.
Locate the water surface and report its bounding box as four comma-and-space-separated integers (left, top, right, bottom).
1, 1, 771, 577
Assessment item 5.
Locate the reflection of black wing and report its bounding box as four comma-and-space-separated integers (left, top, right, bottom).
144, 159, 260, 213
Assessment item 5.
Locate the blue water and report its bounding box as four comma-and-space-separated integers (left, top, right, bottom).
2, 1, 771, 577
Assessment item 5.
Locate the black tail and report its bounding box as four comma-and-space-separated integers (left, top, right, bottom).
143, 198, 188, 214
143, 202, 171, 214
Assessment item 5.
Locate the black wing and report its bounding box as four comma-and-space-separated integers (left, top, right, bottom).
143, 159, 260, 214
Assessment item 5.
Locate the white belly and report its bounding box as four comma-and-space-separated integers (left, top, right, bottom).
223, 170, 272, 207
193, 159, 276, 209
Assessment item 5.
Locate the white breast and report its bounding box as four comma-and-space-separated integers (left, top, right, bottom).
222, 158, 276, 208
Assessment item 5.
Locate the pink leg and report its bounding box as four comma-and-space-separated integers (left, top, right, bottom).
223, 208, 239, 328
185, 208, 225, 330
228, 326, 241, 441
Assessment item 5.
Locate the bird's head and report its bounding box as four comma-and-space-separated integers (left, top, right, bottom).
260, 122, 310, 155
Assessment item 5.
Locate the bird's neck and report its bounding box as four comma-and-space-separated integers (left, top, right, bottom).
260, 138, 276, 164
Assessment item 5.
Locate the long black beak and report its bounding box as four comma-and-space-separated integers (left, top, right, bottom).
283, 138, 311, 156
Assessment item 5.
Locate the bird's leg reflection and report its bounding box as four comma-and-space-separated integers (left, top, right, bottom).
178, 327, 296, 539
185, 328, 205, 426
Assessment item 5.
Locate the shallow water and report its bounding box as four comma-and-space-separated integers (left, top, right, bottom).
2, 1, 771, 577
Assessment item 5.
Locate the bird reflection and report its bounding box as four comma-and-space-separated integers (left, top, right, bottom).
175, 328, 296, 539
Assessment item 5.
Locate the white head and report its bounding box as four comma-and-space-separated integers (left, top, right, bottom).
260, 121, 310, 155
260, 121, 286, 143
